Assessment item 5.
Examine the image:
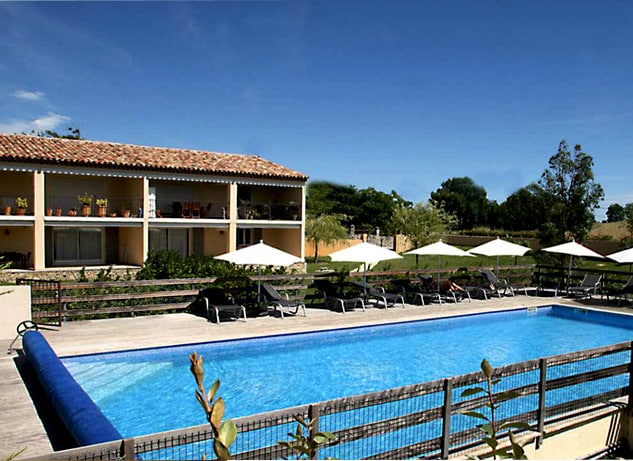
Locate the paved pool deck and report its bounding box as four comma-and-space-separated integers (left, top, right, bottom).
1, 294, 631, 459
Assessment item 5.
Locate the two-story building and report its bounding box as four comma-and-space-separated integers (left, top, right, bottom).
0, 133, 307, 271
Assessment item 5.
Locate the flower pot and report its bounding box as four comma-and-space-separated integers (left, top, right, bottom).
55, 209, 63, 216
97, 205, 107, 217
68, 209, 77, 216
121, 209, 131, 218
4, 206, 11, 215
81, 205, 91, 217
16, 208, 26, 216
109, 212, 117, 217
46, 208, 53, 216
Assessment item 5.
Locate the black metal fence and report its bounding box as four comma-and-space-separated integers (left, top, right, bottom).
25, 340, 632, 460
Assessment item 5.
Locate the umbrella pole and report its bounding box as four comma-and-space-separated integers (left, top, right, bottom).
567, 255, 573, 291
437, 256, 441, 291
364, 262, 368, 299
257, 266, 262, 302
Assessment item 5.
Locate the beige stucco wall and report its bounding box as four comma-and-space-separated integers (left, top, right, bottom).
305, 239, 362, 258
203, 228, 230, 256
263, 228, 302, 257
0, 226, 33, 255
0, 284, 31, 340
119, 227, 144, 265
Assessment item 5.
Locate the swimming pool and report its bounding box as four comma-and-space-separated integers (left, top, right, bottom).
62, 305, 633, 439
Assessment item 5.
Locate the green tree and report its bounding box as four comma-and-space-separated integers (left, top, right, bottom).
305, 214, 348, 263
354, 187, 410, 234
606, 203, 625, 223
28, 126, 83, 139
537, 140, 604, 244
625, 203, 633, 240
392, 200, 457, 250
430, 177, 491, 230
498, 184, 547, 231
306, 181, 357, 219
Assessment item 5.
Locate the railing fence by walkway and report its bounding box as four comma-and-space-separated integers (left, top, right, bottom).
24, 339, 632, 460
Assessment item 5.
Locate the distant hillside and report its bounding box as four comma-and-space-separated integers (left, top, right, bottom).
588, 221, 631, 241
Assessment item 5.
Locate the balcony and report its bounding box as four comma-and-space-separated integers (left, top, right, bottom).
237, 201, 301, 221
45, 195, 142, 218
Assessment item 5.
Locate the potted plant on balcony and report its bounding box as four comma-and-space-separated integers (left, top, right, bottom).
121, 202, 132, 218
77, 192, 93, 217
15, 197, 28, 216
1, 199, 9, 216
287, 201, 299, 220
238, 199, 253, 219
95, 198, 108, 217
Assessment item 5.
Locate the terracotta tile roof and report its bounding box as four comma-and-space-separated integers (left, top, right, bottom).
0, 133, 307, 181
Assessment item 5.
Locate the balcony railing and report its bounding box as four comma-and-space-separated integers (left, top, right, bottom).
237, 201, 301, 221
46, 196, 142, 218
1, 193, 34, 216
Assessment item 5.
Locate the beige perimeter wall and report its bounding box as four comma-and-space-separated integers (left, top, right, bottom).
0, 285, 31, 340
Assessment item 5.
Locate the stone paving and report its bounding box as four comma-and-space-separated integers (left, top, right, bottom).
1, 294, 628, 459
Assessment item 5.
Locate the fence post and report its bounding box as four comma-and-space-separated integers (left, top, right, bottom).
120, 437, 135, 460
441, 378, 453, 459
308, 403, 321, 460
536, 358, 547, 448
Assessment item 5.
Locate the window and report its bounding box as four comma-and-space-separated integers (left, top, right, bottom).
149, 228, 189, 257
52, 228, 104, 266
237, 228, 262, 248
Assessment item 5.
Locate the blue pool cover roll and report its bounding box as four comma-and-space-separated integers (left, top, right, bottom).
23, 331, 122, 446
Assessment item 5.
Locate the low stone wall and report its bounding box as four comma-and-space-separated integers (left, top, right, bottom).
0, 267, 140, 284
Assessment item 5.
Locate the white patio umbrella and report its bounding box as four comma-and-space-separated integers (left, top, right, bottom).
607, 247, 633, 272
468, 237, 531, 275
405, 239, 474, 288
328, 242, 403, 294
215, 240, 303, 300
542, 239, 604, 285
607, 247, 633, 264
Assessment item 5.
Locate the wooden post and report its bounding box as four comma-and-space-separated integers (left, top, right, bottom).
308, 404, 321, 460
536, 358, 547, 448
120, 438, 135, 460
441, 378, 453, 459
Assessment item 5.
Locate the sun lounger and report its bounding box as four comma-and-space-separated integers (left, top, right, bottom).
607, 276, 633, 305
480, 269, 521, 297
350, 280, 405, 308
567, 273, 602, 299
390, 278, 437, 305
312, 279, 365, 313
197, 287, 247, 323
261, 283, 307, 318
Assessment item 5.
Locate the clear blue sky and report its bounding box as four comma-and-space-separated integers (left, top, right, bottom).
2, 1, 632, 220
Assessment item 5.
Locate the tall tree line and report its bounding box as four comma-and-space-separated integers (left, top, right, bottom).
307, 140, 606, 245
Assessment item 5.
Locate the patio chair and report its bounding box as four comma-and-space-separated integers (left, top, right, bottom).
607, 276, 633, 305
390, 278, 435, 305
419, 274, 474, 304
567, 273, 602, 299
181, 201, 192, 218
312, 279, 365, 313
191, 202, 201, 218
261, 283, 307, 318
480, 269, 519, 297
465, 272, 502, 300
350, 280, 405, 309
197, 287, 247, 324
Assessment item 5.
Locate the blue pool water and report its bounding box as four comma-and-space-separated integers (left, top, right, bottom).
62, 305, 633, 438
